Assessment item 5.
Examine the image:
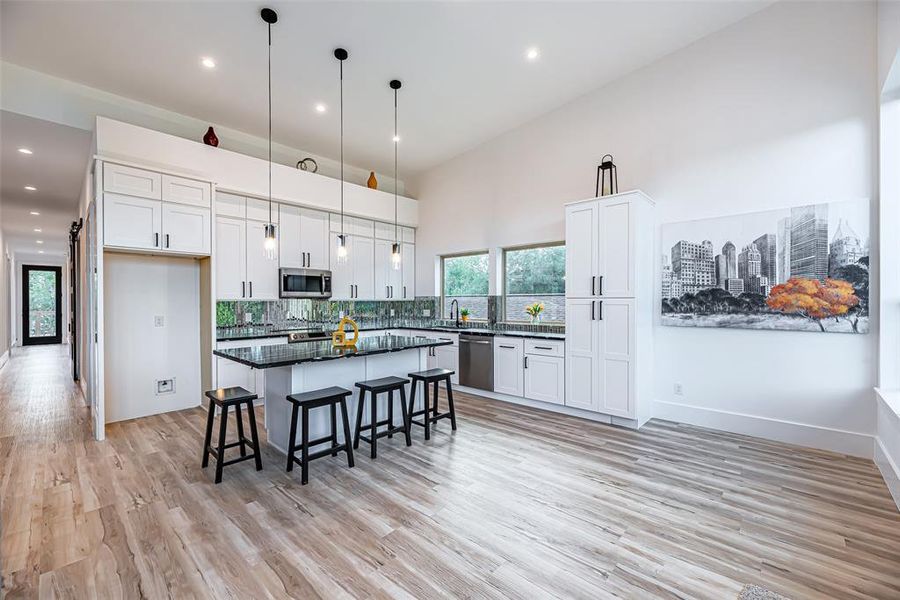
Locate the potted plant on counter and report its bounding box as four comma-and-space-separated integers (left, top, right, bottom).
460, 308, 470, 323
525, 302, 544, 324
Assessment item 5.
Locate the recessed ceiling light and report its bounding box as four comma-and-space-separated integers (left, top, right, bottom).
526, 47, 540, 61
392, 135, 400, 143
315, 103, 327, 113
29, 211, 40, 216
36, 240, 43, 244
201, 57, 216, 69
34, 228, 42, 233
18, 147, 33, 155
24, 185, 36, 191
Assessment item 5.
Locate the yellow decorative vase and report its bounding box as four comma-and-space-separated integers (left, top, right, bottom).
332, 316, 359, 348
367, 171, 378, 189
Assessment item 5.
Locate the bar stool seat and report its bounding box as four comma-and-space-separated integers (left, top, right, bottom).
202, 386, 263, 484
407, 368, 458, 440
285, 386, 355, 485
353, 376, 412, 459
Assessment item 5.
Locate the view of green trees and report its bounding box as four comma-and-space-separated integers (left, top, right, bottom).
28, 270, 57, 337
443, 254, 489, 296
505, 245, 565, 294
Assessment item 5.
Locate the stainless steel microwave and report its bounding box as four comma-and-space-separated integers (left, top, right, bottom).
279, 268, 332, 299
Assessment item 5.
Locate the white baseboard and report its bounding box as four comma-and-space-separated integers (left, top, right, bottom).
655, 399, 874, 458
0, 350, 8, 371
875, 436, 900, 512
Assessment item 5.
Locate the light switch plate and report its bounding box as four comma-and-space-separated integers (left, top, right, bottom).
157, 378, 175, 394
390, 309, 395, 317
423, 309, 431, 317
154, 315, 165, 327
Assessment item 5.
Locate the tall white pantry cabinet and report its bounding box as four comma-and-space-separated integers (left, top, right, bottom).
564, 190, 654, 427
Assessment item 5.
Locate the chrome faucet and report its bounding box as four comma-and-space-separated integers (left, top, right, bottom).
450, 299, 460, 328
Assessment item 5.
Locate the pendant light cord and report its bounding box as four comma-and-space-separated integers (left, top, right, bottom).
267, 20, 273, 225
394, 87, 398, 242
340, 58, 344, 237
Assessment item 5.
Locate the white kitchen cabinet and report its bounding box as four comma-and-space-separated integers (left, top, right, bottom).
162, 203, 211, 254
330, 214, 375, 237
402, 227, 415, 244
104, 193, 162, 250
564, 191, 653, 423
216, 192, 246, 218
245, 220, 279, 300
247, 197, 277, 223
216, 355, 257, 396
565, 300, 600, 411
215, 216, 247, 300
525, 354, 565, 405
374, 239, 402, 300
565, 200, 599, 298
429, 344, 459, 385
279, 205, 330, 270
329, 233, 375, 300
401, 242, 415, 300
493, 337, 524, 397
162, 175, 211, 208
103, 163, 162, 199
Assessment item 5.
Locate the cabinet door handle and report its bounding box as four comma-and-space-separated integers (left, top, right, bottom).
242, 281, 246, 298
535, 346, 553, 350
307, 252, 311, 267
249, 281, 253, 298
598, 300, 603, 320
591, 301, 596, 321
403, 286, 407, 299
591, 275, 596, 295
386, 285, 390, 298
165, 234, 170, 248
499, 345, 515, 349
154, 233, 159, 247
524, 356, 529, 369
598, 275, 603, 296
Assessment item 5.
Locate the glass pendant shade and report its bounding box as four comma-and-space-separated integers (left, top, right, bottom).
336, 234, 349, 264
264, 223, 277, 260
391, 242, 401, 270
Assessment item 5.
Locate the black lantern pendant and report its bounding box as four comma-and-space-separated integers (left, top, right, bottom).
595, 154, 618, 197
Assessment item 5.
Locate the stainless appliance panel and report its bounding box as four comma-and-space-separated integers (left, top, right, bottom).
279, 268, 332, 299
459, 334, 494, 391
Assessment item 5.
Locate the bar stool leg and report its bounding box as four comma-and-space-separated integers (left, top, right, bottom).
370, 390, 378, 459
286, 403, 299, 472
423, 381, 431, 441
399, 385, 412, 447
330, 402, 338, 457
235, 402, 247, 457
301, 405, 310, 485
353, 389, 365, 450
202, 400, 215, 468
246, 400, 263, 471
408, 379, 418, 421
433, 381, 440, 419
446, 379, 458, 431
387, 389, 395, 439
339, 398, 355, 468
214, 404, 229, 484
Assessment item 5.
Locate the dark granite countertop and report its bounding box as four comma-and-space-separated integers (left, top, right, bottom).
214, 335, 453, 369
217, 325, 565, 342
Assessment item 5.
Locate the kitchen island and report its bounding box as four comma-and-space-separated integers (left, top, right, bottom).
214, 335, 453, 455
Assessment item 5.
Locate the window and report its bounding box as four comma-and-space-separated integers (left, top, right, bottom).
503, 243, 565, 323
442, 252, 489, 320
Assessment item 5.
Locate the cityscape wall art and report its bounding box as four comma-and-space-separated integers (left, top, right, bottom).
660, 199, 869, 334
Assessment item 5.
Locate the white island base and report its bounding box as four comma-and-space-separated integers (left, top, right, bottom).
262, 348, 429, 455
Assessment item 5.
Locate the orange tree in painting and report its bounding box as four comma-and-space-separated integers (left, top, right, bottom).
766, 277, 861, 332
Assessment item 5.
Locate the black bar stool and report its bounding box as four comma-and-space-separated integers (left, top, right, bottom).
202, 386, 263, 484
353, 376, 412, 459
407, 368, 457, 440
285, 386, 355, 485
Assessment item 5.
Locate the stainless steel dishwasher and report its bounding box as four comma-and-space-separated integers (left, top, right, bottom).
459, 333, 494, 391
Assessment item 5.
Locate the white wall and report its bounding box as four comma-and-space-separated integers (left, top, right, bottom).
0, 208, 9, 364
103, 252, 200, 422
411, 1, 878, 456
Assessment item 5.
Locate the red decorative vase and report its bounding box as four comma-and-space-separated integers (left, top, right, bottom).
203, 126, 219, 147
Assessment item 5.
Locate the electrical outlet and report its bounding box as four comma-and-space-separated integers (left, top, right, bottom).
244, 312, 253, 323
157, 378, 175, 394
390, 309, 395, 317
674, 383, 684, 396
154, 315, 165, 327
423, 309, 431, 317
339, 310, 345, 319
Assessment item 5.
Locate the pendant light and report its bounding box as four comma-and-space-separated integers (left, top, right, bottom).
390, 79, 402, 270
262, 7, 278, 261
334, 47, 349, 264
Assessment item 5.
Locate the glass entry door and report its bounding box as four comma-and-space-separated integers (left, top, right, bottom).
22, 265, 63, 345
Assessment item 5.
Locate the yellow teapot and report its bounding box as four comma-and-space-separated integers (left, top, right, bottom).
332, 316, 359, 348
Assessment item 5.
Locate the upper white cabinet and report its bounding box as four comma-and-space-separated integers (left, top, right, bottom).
103, 163, 162, 199
216, 192, 246, 218
279, 205, 330, 269
330, 214, 374, 237
245, 220, 279, 300
104, 193, 162, 250
162, 175, 211, 208
564, 191, 654, 423
329, 232, 375, 300
374, 239, 402, 300
401, 242, 415, 300
215, 216, 247, 300
102, 163, 211, 256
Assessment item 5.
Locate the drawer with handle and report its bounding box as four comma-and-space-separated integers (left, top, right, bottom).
524, 338, 564, 357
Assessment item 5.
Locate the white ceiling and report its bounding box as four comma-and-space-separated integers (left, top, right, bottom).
0, 1, 769, 177
0, 111, 92, 257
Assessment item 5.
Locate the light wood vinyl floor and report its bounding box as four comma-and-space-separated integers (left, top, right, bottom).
1, 345, 899, 599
